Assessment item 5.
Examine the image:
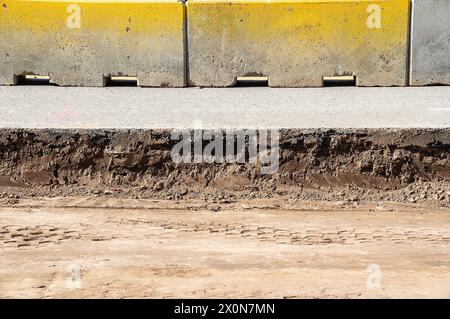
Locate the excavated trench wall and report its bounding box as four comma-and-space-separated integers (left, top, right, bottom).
0, 129, 449, 192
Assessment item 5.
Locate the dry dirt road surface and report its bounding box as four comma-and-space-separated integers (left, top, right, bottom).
0, 198, 449, 299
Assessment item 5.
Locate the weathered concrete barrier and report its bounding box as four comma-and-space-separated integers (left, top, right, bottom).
410, 0, 450, 86
187, 0, 410, 87
0, 0, 185, 87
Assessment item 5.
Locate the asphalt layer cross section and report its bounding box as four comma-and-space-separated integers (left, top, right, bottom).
0, 87, 449, 129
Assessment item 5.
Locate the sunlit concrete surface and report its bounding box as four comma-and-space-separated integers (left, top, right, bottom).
410, 0, 450, 85
0, 86, 449, 129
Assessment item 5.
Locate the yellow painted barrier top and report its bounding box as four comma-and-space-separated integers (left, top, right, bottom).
3, 0, 184, 33
17, 0, 179, 3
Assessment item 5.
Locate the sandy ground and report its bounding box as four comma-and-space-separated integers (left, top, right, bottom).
0, 197, 449, 299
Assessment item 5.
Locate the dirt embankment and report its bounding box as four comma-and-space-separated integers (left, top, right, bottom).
0, 129, 449, 206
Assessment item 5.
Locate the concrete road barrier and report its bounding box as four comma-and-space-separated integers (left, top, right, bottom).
410, 0, 450, 86
0, 0, 185, 87
187, 0, 410, 87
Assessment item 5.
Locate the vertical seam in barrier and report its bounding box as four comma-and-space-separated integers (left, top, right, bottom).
183, 0, 190, 87
407, 0, 414, 86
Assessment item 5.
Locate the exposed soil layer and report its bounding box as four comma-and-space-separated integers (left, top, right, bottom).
0, 129, 449, 207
